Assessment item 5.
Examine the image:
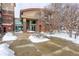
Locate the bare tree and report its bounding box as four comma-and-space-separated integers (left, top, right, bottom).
36, 3, 79, 38
63, 4, 79, 38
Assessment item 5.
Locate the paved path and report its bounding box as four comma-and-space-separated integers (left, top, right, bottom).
10, 33, 79, 56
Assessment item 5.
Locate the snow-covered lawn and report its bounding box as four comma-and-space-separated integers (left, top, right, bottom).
0, 43, 15, 56
42, 31, 79, 44
0, 32, 17, 56
29, 31, 79, 44
2, 32, 17, 41
29, 34, 50, 43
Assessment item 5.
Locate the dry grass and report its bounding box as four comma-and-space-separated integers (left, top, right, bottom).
34, 42, 61, 54
10, 39, 31, 50
10, 38, 79, 56
50, 37, 73, 46
68, 44, 79, 52
50, 37, 79, 52
13, 46, 41, 56
52, 50, 78, 56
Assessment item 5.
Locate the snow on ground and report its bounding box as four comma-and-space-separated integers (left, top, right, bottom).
2, 32, 17, 41
27, 30, 35, 32
42, 31, 79, 44
29, 34, 50, 43
0, 43, 15, 56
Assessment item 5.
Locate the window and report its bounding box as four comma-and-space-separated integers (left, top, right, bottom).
2, 10, 13, 14
26, 20, 36, 31
32, 20, 36, 24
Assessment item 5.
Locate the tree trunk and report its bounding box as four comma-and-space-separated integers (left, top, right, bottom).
69, 30, 72, 37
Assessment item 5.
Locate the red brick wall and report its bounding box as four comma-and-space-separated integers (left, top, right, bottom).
2, 13, 14, 32
36, 20, 46, 32
3, 25, 13, 32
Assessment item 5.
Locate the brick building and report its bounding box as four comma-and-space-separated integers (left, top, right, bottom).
0, 3, 3, 33
20, 8, 46, 32
0, 3, 15, 33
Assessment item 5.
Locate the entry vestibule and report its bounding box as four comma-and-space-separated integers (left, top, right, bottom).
26, 20, 36, 31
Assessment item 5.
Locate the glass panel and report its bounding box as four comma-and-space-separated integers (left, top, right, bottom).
26, 20, 36, 31
31, 25, 36, 31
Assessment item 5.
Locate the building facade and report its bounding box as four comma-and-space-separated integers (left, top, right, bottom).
15, 18, 22, 32
0, 3, 15, 33
0, 3, 3, 33
20, 8, 46, 32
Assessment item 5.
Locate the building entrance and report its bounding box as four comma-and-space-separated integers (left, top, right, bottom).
26, 20, 36, 31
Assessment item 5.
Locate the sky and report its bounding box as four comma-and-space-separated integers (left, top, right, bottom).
15, 3, 49, 18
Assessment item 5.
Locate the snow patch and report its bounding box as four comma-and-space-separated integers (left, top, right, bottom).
0, 43, 15, 56
43, 32, 79, 44
27, 30, 35, 32
2, 32, 17, 41
29, 35, 50, 43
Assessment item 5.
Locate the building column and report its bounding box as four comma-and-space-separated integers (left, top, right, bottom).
23, 18, 26, 32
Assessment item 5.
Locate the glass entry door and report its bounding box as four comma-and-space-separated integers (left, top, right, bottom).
26, 20, 36, 31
